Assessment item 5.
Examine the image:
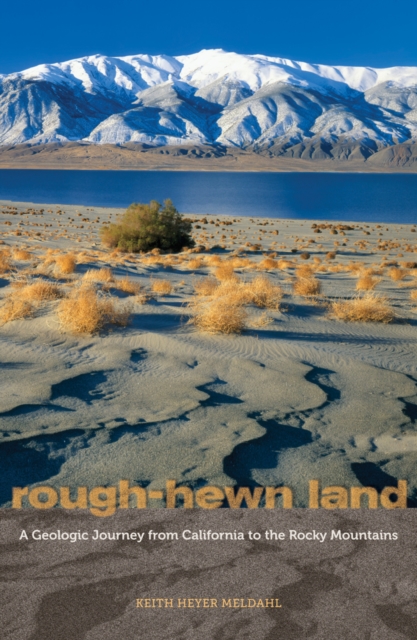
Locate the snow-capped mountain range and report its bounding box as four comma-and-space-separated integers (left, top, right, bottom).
1, 49, 417, 158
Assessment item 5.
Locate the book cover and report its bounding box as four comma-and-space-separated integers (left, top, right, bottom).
1, 1, 417, 638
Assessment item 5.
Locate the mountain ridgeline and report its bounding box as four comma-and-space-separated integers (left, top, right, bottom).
1, 49, 417, 167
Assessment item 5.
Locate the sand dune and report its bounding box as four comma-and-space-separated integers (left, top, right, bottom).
1, 200, 416, 506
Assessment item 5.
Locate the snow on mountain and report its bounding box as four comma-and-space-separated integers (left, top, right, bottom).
1, 49, 417, 154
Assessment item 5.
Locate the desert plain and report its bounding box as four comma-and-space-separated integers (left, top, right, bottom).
0, 199, 417, 507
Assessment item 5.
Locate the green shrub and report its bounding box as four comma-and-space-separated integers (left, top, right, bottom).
100, 199, 194, 253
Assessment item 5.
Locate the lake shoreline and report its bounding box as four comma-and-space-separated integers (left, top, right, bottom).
1, 171, 417, 224
1, 164, 417, 174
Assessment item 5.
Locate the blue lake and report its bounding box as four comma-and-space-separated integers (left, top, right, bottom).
0, 169, 416, 223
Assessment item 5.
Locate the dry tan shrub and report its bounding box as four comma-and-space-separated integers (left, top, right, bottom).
362, 266, 384, 276
115, 278, 141, 295
194, 277, 219, 296
243, 276, 283, 309
356, 275, 379, 291
332, 264, 346, 273
13, 249, 31, 260
277, 259, 294, 270
213, 263, 238, 281
83, 267, 114, 283
151, 279, 173, 294
191, 278, 243, 306
141, 255, 163, 266
187, 257, 204, 270
166, 255, 181, 265
41, 249, 59, 267
389, 267, 407, 281
20, 281, 63, 301
0, 297, 34, 323
316, 265, 327, 273
190, 298, 247, 334
402, 261, 417, 269
0, 249, 12, 274
257, 258, 278, 270
229, 257, 252, 269
326, 252, 337, 260
199, 276, 282, 311
210, 280, 250, 307
345, 261, 363, 273
296, 264, 314, 278
57, 287, 130, 334
293, 277, 322, 296
410, 290, 417, 301
55, 253, 77, 274
205, 255, 222, 267
330, 294, 394, 323
300, 252, 311, 260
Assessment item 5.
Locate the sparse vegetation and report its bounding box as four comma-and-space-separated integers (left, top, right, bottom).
296, 264, 314, 278
0, 249, 12, 274
151, 279, 173, 295
100, 199, 194, 253
2, 204, 415, 339
20, 281, 63, 301
356, 274, 379, 291
258, 257, 278, 270
83, 267, 114, 283
187, 257, 204, 270
244, 275, 283, 309
0, 297, 34, 323
190, 298, 247, 334
55, 253, 77, 274
213, 263, 238, 281
116, 278, 142, 295
13, 249, 31, 260
189, 274, 282, 334
389, 267, 407, 281
194, 277, 218, 296
277, 259, 294, 270
293, 277, 322, 296
330, 294, 394, 323
57, 287, 131, 334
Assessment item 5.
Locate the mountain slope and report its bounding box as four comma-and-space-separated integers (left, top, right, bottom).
1, 49, 417, 159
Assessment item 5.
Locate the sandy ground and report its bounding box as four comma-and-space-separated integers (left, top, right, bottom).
1, 199, 417, 507
2, 509, 416, 640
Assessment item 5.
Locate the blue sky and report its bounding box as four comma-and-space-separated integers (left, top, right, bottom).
2, 0, 417, 74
